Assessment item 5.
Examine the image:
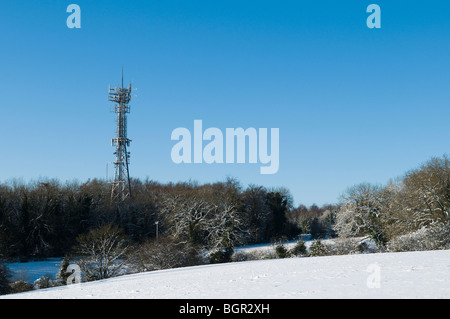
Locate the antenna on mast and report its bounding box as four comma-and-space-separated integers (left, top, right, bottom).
109, 71, 132, 203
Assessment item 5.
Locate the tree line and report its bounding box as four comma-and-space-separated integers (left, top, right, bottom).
334, 155, 450, 250
0, 177, 310, 260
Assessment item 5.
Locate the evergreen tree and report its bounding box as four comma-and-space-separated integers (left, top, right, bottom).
57, 256, 71, 285
0, 261, 11, 295
309, 240, 328, 257
289, 239, 307, 256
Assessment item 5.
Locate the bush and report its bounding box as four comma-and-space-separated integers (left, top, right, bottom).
9, 280, 33, 294
387, 221, 450, 252
308, 240, 328, 257
275, 245, 289, 258
131, 237, 201, 271
231, 249, 276, 262
209, 247, 234, 264
327, 238, 360, 255
33, 275, 61, 290
289, 240, 307, 256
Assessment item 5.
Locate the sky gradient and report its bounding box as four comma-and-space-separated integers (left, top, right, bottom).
1, 1, 450, 206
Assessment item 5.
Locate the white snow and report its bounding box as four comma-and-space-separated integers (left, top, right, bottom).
233, 236, 336, 255
2, 249, 449, 299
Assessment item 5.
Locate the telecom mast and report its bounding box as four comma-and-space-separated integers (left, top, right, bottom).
109, 72, 132, 202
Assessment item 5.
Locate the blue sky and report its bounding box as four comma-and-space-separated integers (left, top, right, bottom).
1, 1, 450, 206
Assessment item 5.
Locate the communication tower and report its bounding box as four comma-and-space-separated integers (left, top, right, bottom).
109, 72, 132, 202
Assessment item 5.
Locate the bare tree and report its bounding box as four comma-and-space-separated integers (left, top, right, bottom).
204, 201, 247, 251
73, 224, 130, 281
160, 183, 248, 252
131, 237, 189, 272
160, 193, 214, 245
384, 157, 450, 238
400, 156, 450, 223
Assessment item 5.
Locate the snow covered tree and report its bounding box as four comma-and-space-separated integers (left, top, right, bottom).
160, 181, 248, 252
387, 221, 450, 252
73, 224, 130, 281
160, 193, 214, 246
308, 240, 328, 257
334, 183, 389, 246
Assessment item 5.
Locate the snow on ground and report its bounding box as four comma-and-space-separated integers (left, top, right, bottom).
233, 235, 335, 256
2, 249, 449, 299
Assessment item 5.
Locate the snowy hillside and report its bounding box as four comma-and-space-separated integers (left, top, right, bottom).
2, 249, 449, 299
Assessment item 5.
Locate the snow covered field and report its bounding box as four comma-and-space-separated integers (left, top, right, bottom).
2, 249, 449, 299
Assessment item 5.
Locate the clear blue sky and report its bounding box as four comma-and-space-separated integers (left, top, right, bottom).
1, 1, 450, 206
